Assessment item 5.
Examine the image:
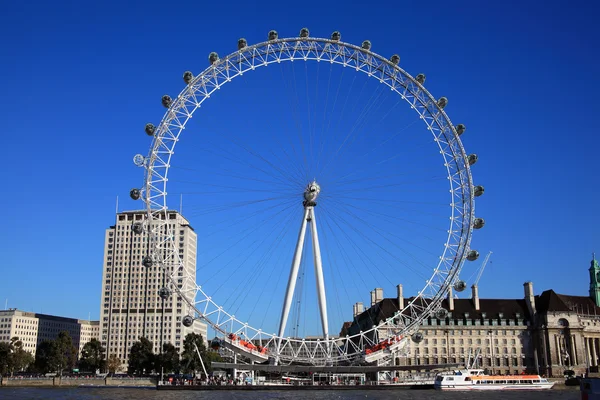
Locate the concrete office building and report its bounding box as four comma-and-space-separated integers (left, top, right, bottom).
0, 308, 99, 358
99, 210, 207, 371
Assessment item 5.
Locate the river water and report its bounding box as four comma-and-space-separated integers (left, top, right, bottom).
0, 387, 581, 400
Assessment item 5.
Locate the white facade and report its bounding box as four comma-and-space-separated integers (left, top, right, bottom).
99, 210, 207, 370
0, 309, 99, 358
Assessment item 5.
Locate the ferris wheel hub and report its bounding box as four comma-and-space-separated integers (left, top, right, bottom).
303, 180, 321, 207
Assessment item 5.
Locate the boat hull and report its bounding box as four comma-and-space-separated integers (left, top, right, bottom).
435, 383, 555, 390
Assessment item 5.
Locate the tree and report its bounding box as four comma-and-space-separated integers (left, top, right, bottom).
107, 354, 121, 374
54, 331, 77, 375
35, 340, 59, 373
79, 339, 106, 373
128, 337, 154, 375
180, 333, 221, 375
34, 332, 77, 375
9, 337, 34, 375
156, 343, 180, 374
0, 342, 11, 375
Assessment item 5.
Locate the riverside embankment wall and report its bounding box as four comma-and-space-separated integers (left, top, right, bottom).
0, 376, 156, 387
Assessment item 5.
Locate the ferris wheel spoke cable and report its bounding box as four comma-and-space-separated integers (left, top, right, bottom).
314, 62, 334, 173
288, 61, 310, 181
219, 130, 307, 189
327, 199, 439, 275
316, 73, 357, 177
336, 82, 389, 150
305, 63, 315, 172
329, 119, 428, 185
271, 66, 309, 184
329, 202, 442, 278
318, 203, 398, 290
326, 196, 448, 235
332, 168, 443, 188
197, 201, 299, 277
315, 65, 345, 174
318, 207, 379, 331
241, 219, 294, 321
169, 164, 302, 191
183, 195, 296, 219
330, 140, 435, 187
225, 209, 298, 315
322, 204, 430, 284
190, 197, 298, 238
168, 179, 299, 194
318, 76, 381, 179
318, 205, 371, 309
327, 195, 449, 211
209, 209, 297, 297
239, 71, 308, 186
196, 135, 302, 188
319, 78, 392, 180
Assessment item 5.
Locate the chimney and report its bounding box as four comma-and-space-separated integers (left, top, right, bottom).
448, 286, 455, 311
472, 284, 480, 311
524, 281, 536, 316
356, 302, 364, 315
397, 284, 404, 309
370, 290, 376, 307
374, 288, 383, 303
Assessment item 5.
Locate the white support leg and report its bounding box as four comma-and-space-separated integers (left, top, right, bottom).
309, 208, 329, 340
278, 207, 310, 343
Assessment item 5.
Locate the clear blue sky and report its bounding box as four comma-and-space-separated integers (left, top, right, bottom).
1, 0, 599, 335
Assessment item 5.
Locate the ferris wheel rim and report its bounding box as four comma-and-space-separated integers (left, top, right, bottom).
139, 34, 477, 363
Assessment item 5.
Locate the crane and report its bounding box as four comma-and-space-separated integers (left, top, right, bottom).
472, 251, 492, 291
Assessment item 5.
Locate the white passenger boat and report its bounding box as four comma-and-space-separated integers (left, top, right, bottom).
434, 369, 554, 390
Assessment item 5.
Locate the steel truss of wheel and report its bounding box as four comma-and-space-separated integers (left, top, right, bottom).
134, 31, 483, 365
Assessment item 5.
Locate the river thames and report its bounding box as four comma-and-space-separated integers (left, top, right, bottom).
0, 387, 581, 400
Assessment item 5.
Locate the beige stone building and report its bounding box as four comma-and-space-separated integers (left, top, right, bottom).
99, 210, 207, 371
343, 255, 600, 377
0, 309, 99, 358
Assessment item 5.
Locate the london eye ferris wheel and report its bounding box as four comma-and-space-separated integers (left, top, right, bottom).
129, 28, 485, 365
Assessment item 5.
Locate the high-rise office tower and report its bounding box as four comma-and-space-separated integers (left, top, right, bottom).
99, 210, 207, 371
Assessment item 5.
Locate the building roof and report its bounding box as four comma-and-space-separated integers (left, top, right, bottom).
535, 289, 600, 315
348, 295, 531, 334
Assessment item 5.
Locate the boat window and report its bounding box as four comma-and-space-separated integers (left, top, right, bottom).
447, 377, 454, 381
476, 381, 480, 384
465, 377, 471, 381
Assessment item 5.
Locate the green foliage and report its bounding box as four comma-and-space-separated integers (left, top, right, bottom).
0, 337, 34, 376
34, 340, 58, 373
55, 331, 77, 375
128, 337, 155, 375
180, 333, 221, 375
156, 343, 180, 374
34, 331, 77, 375
9, 337, 34, 375
107, 354, 121, 374
0, 342, 11, 375
79, 339, 106, 373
